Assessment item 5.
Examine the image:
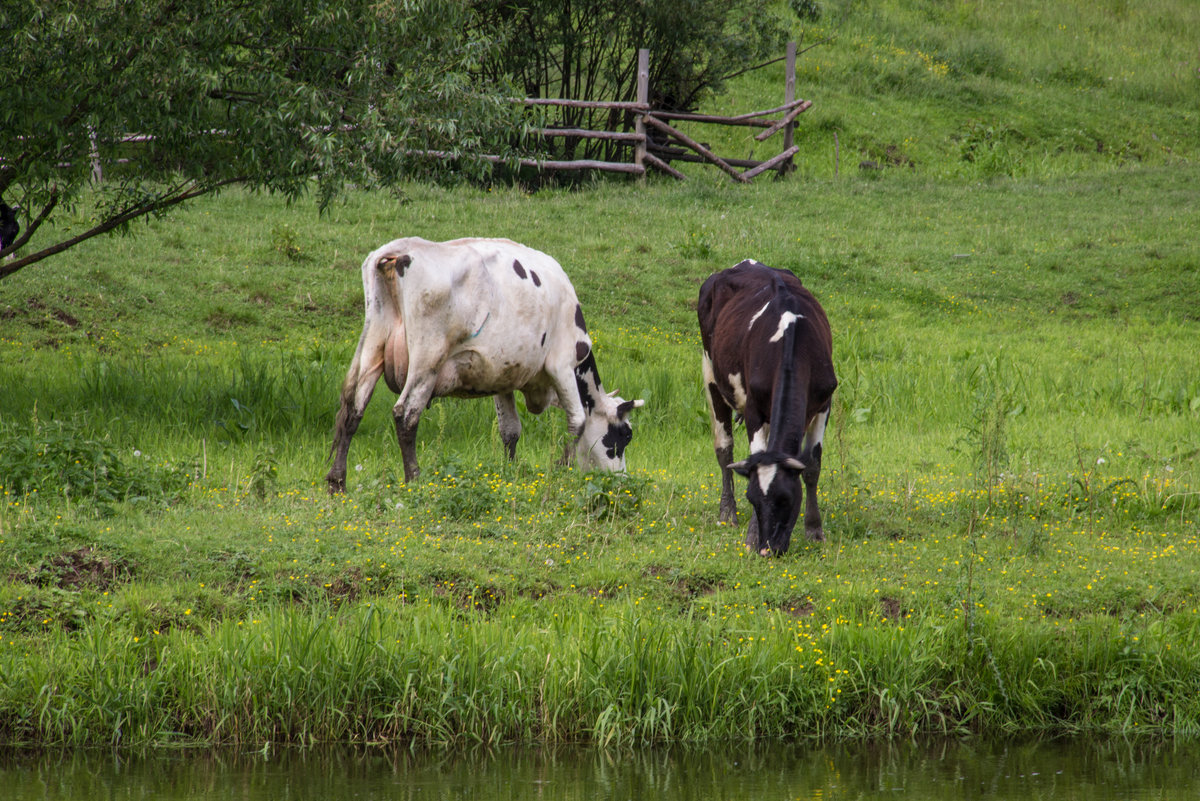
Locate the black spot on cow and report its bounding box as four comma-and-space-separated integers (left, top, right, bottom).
601, 422, 633, 460
530, 270, 541, 287
576, 376, 596, 412
574, 304, 587, 332
574, 351, 601, 412
575, 341, 590, 362
540, 332, 547, 347
512, 259, 527, 279
382, 254, 412, 276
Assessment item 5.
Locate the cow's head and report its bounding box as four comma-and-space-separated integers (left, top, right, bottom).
729, 452, 805, 556
577, 394, 644, 472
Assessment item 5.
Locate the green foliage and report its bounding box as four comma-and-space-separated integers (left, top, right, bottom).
955, 120, 1026, 178
428, 474, 498, 522
791, 0, 823, 23
958, 357, 1019, 498
270, 224, 308, 263
0, 417, 194, 506
0, 0, 522, 276
470, 0, 791, 160
246, 449, 279, 500
574, 471, 652, 521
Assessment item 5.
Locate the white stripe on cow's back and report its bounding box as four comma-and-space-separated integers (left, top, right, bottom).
747, 300, 770, 331
768, 311, 804, 343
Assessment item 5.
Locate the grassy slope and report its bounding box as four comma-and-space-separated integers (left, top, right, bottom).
699, 0, 1200, 180
0, 1, 1199, 746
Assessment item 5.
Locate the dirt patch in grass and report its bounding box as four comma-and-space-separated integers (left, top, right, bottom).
779, 597, 816, 618
28, 547, 134, 591
880, 596, 907, 620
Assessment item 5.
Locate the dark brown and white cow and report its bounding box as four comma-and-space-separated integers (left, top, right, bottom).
698, 259, 836, 556
326, 236, 643, 493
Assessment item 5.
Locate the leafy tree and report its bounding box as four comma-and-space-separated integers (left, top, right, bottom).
470, 0, 793, 161
0, 0, 523, 279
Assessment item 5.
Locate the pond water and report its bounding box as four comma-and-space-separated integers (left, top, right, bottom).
4, 738, 1199, 800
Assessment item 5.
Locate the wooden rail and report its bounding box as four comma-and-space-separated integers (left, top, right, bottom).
511, 44, 810, 182
82, 45, 809, 184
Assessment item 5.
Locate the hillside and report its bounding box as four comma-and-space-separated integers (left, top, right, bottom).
685, 0, 1199, 180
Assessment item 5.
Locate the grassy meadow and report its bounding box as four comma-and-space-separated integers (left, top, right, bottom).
1, 0, 1199, 747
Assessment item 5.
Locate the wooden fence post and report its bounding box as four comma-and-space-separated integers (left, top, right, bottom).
781, 41, 797, 176
89, 127, 103, 183
635, 49, 649, 175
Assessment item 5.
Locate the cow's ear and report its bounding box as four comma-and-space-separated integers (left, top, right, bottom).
729, 459, 751, 477
617, 398, 645, 418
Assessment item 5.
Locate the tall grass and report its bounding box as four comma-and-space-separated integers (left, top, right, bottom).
5, 597, 1197, 747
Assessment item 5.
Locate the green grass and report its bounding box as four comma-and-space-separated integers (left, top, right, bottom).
689, 0, 1199, 180
1, 0, 1199, 748
2, 165, 1198, 746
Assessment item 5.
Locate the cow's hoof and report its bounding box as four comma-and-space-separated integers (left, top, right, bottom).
806, 526, 825, 542
327, 479, 346, 496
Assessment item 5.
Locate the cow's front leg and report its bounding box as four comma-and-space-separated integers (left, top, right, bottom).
494, 393, 522, 460
551, 370, 586, 467
742, 418, 770, 551
801, 409, 830, 542
744, 508, 763, 552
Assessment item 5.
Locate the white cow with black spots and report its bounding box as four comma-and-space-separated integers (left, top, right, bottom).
326, 237, 643, 492
698, 259, 837, 556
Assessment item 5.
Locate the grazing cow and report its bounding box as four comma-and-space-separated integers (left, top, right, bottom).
0, 199, 18, 255
326, 237, 643, 493
698, 259, 836, 556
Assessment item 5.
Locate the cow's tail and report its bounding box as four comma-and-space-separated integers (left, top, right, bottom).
362, 245, 413, 318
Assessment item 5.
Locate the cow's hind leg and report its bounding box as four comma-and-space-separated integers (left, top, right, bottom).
494, 392, 522, 460
392, 370, 439, 483
326, 344, 387, 494
801, 409, 830, 542
703, 352, 738, 526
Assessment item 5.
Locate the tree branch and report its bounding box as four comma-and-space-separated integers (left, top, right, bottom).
0, 178, 246, 280
716, 35, 836, 84
0, 191, 60, 261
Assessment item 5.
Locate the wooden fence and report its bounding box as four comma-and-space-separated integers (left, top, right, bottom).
85, 45, 809, 184
509, 44, 811, 183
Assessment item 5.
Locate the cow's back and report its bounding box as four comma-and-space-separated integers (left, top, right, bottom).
699, 260, 834, 413
370, 237, 585, 397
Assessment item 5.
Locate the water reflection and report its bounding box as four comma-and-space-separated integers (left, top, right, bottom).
3, 738, 1198, 800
